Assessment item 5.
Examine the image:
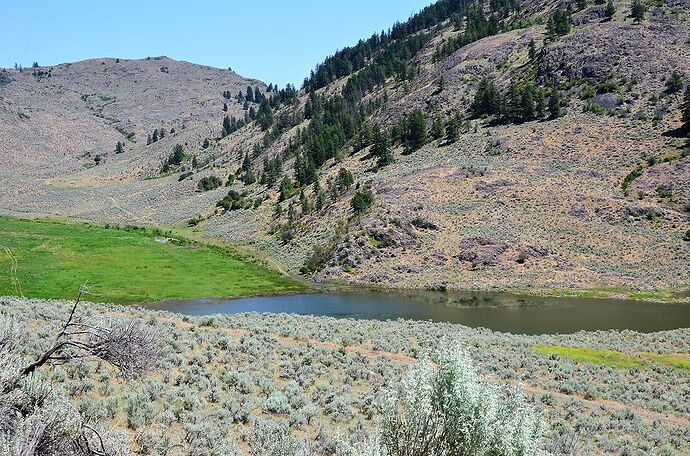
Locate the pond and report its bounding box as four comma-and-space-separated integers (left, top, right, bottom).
148, 290, 690, 335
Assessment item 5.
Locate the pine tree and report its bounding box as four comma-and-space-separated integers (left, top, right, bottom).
222, 115, 232, 137
431, 113, 446, 140
437, 76, 445, 93
665, 71, 684, 94
256, 98, 274, 130
528, 39, 537, 60
546, 9, 571, 38
445, 114, 462, 143
299, 189, 311, 214
548, 90, 561, 119
242, 153, 251, 173
471, 78, 503, 117
223, 102, 228, 112
576, 0, 588, 10
535, 89, 546, 118
279, 176, 296, 201
372, 125, 393, 167
114, 141, 124, 154
245, 86, 254, 103
631, 0, 646, 23
682, 84, 690, 129
406, 110, 428, 152
605, 0, 616, 20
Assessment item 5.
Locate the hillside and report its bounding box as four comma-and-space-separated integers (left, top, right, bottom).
1, 0, 689, 297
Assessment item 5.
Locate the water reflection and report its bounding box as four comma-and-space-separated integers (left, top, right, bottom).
148, 290, 690, 335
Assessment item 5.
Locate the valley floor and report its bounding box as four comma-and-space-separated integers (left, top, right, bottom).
2, 296, 688, 455
0, 216, 306, 303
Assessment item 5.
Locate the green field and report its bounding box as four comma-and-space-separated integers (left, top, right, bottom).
532, 345, 690, 373
0, 216, 306, 303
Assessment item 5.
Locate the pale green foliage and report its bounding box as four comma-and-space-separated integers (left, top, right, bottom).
380, 343, 543, 456
249, 419, 301, 456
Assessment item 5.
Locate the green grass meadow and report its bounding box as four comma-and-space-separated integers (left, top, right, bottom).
0, 216, 306, 303
532, 345, 690, 374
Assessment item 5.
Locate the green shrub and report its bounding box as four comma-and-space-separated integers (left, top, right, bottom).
351, 188, 374, 215
197, 176, 222, 191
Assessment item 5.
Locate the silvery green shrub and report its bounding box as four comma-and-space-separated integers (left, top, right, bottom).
380, 343, 544, 456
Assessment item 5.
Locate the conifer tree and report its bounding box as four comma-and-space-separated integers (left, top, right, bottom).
372, 125, 394, 167
528, 39, 537, 60
222, 115, 232, 137
445, 114, 462, 143
279, 176, 296, 201
245, 86, 254, 103
431, 113, 446, 140
605, 0, 616, 20
548, 90, 561, 119
631, 0, 646, 23
115, 141, 124, 154
666, 71, 684, 94
242, 153, 251, 173
406, 110, 428, 152
682, 84, 690, 130
535, 89, 546, 118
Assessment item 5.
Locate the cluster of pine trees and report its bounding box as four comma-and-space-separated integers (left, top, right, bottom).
435, 6, 501, 60
471, 78, 560, 122
146, 127, 167, 145
303, 0, 480, 92
161, 144, 185, 173
545, 8, 571, 39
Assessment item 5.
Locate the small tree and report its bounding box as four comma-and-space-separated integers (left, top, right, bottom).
431, 113, 446, 140
335, 168, 354, 194
406, 110, 428, 152
665, 71, 684, 94
630, 0, 646, 23
528, 39, 537, 60
351, 187, 374, 215
445, 113, 462, 143
683, 84, 690, 129
605, 0, 616, 20
372, 125, 394, 167
548, 90, 561, 119
114, 141, 124, 154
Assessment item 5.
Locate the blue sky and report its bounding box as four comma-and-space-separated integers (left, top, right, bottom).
2, 0, 434, 86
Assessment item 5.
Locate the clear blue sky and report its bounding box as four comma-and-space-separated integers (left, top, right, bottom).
3, 0, 434, 86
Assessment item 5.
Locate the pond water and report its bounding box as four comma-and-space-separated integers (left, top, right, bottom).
149, 290, 690, 335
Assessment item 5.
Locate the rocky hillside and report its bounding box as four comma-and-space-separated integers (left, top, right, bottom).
1, 0, 689, 296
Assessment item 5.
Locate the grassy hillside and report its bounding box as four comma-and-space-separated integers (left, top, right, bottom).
0, 216, 306, 303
